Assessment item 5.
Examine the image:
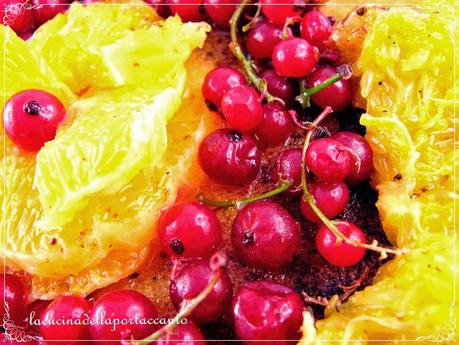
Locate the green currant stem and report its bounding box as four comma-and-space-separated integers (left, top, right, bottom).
241, 3, 261, 32
230, 0, 277, 103
139, 269, 223, 343
300, 107, 404, 258
198, 181, 291, 210
296, 73, 342, 108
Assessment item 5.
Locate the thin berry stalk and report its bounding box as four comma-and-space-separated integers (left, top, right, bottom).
300, 106, 403, 258
229, 0, 277, 103
198, 181, 291, 210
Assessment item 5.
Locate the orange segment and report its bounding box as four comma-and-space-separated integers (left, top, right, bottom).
8, 41, 223, 300
2, 3, 221, 299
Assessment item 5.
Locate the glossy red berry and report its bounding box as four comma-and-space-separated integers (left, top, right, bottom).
144, 0, 171, 17
232, 281, 303, 345
0, 274, 26, 324
272, 148, 302, 191
232, 200, 300, 270
204, 0, 236, 29
306, 66, 352, 111
158, 201, 221, 259
300, 181, 349, 222
255, 103, 294, 147
202, 67, 246, 108
316, 220, 366, 267
3, 89, 66, 152
156, 322, 205, 345
32, 0, 68, 26
25, 299, 50, 332
220, 85, 263, 132
260, 0, 303, 27
90, 289, 158, 344
199, 129, 261, 185
272, 38, 319, 78
259, 69, 295, 106
305, 138, 352, 182
168, 0, 205, 22
18, 29, 33, 40
300, 10, 333, 51
40, 296, 91, 345
246, 22, 282, 59
170, 259, 233, 324
331, 131, 373, 185
1, 0, 35, 34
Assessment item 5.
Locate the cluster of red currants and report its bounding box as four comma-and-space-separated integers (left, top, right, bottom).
2, 253, 304, 345
156, 202, 305, 344
149, 0, 236, 28
2, 271, 206, 344
195, 0, 373, 272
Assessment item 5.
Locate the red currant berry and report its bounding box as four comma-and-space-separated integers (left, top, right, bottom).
260, 0, 303, 27
316, 220, 366, 267
232, 200, 300, 270
300, 181, 349, 222
18, 29, 34, 40
220, 85, 263, 132
272, 148, 302, 190
144, 0, 170, 17
306, 66, 352, 111
259, 69, 295, 106
156, 322, 205, 345
90, 289, 158, 344
40, 296, 91, 345
168, 0, 205, 22
25, 299, 50, 332
199, 129, 261, 185
331, 131, 373, 185
300, 10, 333, 51
204, 0, 236, 29
3, 89, 66, 152
245, 22, 282, 59
170, 259, 233, 324
0, 274, 26, 324
305, 138, 352, 182
1, 0, 35, 34
272, 38, 319, 78
255, 103, 294, 147
232, 281, 303, 345
158, 201, 221, 259
32, 0, 68, 26
202, 67, 246, 108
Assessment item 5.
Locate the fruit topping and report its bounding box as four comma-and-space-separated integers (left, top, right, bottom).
40, 295, 91, 344
220, 85, 264, 132
198, 129, 261, 185
170, 258, 233, 324
158, 202, 222, 259
3, 89, 66, 152
255, 103, 295, 147
90, 289, 158, 344
232, 280, 303, 345
231, 200, 300, 270
316, 221, 367, 267
1, 274, 27, 324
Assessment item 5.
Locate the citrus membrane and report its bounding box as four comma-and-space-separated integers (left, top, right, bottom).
29, 1, 160, 93
35, 14, 208, 229
300, 1, 458, 342
1, 2, 210, 284
35, 85, 180, 230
